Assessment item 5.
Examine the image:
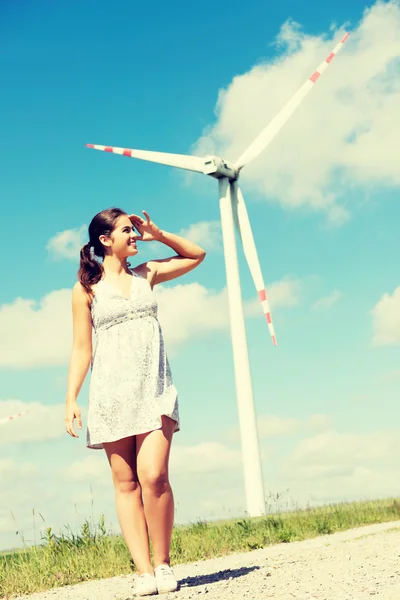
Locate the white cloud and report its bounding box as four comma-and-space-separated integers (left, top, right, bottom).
179, 220, 221, 251
285, 429, 400, 481
155, 276, 301, 352
0, 460, 40, 536
191, 1, 400, 223
0, 458, 36, 477
370, 286, 400, 345
0, 459, 76, 543
0, 290, 73, 368
0, 400, 83, 444
264, 427, 400, 509
46, 225, 87, 260
259, 413, 332, 437
380, 369, 400, 382
154, 283, 229, 349
312, 289, 342, 310
65, 455, 110, 485
0, 275, 300, 368
223, 412, 331, 442
170, 442, 241, 474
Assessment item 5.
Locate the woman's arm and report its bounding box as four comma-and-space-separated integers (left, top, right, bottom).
65, 283, 93, 437
146, 229, 206, 286
130, 211, 206, 286
154, 229, 206, 260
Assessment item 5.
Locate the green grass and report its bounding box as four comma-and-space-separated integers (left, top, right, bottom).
1, 496, 400, 598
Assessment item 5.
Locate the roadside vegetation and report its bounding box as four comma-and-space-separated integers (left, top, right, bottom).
1, 495, 399, 598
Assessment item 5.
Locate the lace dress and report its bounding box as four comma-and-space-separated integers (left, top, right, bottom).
86, 269, 180, 450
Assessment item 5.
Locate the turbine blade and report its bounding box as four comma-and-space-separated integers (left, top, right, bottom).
235, 32, 350, 169
231, 182, 277, 346
0, 410, 28, 426
86, 144, 206, 174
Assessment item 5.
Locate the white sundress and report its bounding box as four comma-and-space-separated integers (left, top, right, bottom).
86, 269, 180, 450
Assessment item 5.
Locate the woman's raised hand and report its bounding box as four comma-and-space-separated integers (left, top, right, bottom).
129, 210, 162, 242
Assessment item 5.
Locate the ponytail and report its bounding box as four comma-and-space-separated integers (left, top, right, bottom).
78, 242, 103, 297
77, 207, 128, 296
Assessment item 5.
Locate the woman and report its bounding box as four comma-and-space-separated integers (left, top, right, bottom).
64, 207, 206, 596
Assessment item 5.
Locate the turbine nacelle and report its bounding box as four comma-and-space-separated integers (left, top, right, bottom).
202, 156, 239, 180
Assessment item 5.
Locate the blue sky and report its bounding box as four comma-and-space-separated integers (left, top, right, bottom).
1, 0, 400, 551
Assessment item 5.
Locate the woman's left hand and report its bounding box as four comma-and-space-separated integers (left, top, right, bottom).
128, 210, 162, 242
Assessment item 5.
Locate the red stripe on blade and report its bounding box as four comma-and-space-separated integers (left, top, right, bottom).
272, 335, 277, 347
341, 32, 349, 43
326, 52, 335, 63
104, 147, 114, 152
86, 144, 94, 148
310, 71, 320, 83
258, 289, 266, 302
266, 313, 272, 324
123, 149, 132, 157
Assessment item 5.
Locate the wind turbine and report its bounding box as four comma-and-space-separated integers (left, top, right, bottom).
87, 32, 349, 517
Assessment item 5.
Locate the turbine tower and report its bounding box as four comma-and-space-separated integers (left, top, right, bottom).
87, 33, 349, 517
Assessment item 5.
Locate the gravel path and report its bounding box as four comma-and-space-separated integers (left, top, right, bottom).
10, 520, 400, 600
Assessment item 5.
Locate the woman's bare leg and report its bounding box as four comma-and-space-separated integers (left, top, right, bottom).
104, 436, 153, 575
136, 416, 176, 568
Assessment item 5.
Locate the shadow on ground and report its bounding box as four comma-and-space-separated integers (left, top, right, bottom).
178, 565, 261, 589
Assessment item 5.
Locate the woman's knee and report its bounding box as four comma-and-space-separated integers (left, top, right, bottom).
109, 458, 141, 494
139, 469, 170, 495
104, 436, 139, 494
114, 477, 141, 495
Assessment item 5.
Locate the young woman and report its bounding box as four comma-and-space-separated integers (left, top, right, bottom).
64, 207, 206, 596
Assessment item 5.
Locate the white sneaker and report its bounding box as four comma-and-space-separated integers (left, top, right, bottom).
133, 572, 158, 596
154, 563, 178, 594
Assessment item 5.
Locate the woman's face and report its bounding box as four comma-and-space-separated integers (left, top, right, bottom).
103, 214, 140, 258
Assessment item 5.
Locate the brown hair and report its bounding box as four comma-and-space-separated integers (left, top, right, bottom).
78, 207, 128, 296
